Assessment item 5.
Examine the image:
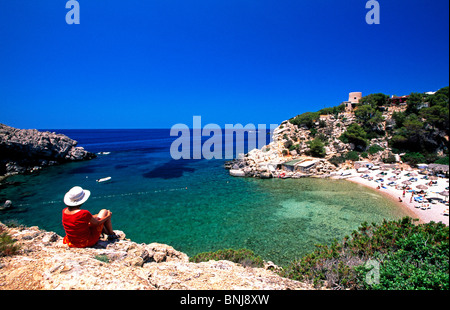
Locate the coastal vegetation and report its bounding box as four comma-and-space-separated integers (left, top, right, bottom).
281, 217, 449, 290
0, 225, 20, 257
190, 248, 265, 268
3, 218, 448, 290
388, 87, 449, 163
287, 86, 449, 166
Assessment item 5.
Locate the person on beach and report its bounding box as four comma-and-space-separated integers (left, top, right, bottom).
403, 190, 406, 198
62, 186, 118, 248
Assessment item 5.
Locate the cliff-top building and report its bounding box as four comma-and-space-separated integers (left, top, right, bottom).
341, 92, 362, 112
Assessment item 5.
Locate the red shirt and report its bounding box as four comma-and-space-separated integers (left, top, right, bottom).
62, 208, 102, 248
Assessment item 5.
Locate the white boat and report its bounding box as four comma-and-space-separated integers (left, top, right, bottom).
96, 177, 112, 183
97, 152, 111, 155
229, 169, 245, 177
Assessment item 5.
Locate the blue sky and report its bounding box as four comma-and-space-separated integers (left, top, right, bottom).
0, 0, 448, 129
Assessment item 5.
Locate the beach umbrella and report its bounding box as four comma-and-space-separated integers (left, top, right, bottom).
429, 176, 438, 180
388, 177, 397, 181
393, 170, 401, 175
410, 172, 418, 176
402, 180, 411, 185
416, 185, 428, 190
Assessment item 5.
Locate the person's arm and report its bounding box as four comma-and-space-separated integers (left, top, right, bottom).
89, 210, 112, 226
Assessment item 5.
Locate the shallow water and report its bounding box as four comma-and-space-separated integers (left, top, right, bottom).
0, 129, 410, 266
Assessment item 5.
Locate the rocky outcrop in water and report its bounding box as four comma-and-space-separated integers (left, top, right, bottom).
0, 123, 96, 176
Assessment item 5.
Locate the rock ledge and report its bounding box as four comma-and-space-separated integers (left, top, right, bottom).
0, 222, 314, 290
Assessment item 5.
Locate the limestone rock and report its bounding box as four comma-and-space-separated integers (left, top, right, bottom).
229, 169, 245, 177
0, 123, 96, 176
0, 222, 314, 290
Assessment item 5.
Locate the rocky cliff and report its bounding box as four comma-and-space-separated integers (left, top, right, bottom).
0, 222, 314, 290
0, 123, 96, 176
225, 105, 414, 179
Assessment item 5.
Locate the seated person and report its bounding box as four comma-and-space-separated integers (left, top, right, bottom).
62, 186, 118, 248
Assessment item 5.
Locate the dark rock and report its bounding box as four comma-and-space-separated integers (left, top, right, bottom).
0, 123, 96, 176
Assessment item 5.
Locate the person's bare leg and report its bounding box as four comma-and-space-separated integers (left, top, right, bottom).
97, 209, 114, 235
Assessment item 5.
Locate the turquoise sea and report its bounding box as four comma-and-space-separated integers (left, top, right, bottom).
0, 129, 410, 266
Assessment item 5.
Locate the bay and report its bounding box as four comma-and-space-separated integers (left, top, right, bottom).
0, 129, 409, 266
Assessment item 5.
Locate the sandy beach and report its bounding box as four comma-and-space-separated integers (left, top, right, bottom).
341, 168, 449, 226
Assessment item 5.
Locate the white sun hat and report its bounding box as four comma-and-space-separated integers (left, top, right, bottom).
64, 186, 91, 207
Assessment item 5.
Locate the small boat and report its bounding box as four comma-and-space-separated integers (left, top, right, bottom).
443, 209, 449, 216
96, 177, 112, 183
97, 152, 111, 155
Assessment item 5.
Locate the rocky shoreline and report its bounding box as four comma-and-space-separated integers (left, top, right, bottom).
0, 221, 315, 290
223, 107, 411, 180
224, 120, 344, 179
0, 123, 96, 178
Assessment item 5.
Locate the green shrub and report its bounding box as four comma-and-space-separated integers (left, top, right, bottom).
318, 105, 345, 116
289, 112, 320, 129
345, 151, 360, 161
306, 138, 326, 158
280, 217, 449, 290
401, 152, 426, 166
368, 144, 384, 155
289, 144, 299, 152
284, 139, 293, 149
339, 123, 368, 151
190, 248, 264, 268
435, 156, 449, 165
329, 155, 345, 167
0, 228, 20, 257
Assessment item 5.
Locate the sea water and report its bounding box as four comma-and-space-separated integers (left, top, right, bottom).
0, 129, 409, 266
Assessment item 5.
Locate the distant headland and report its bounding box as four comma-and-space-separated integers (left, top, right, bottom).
0, 123, 96, 180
